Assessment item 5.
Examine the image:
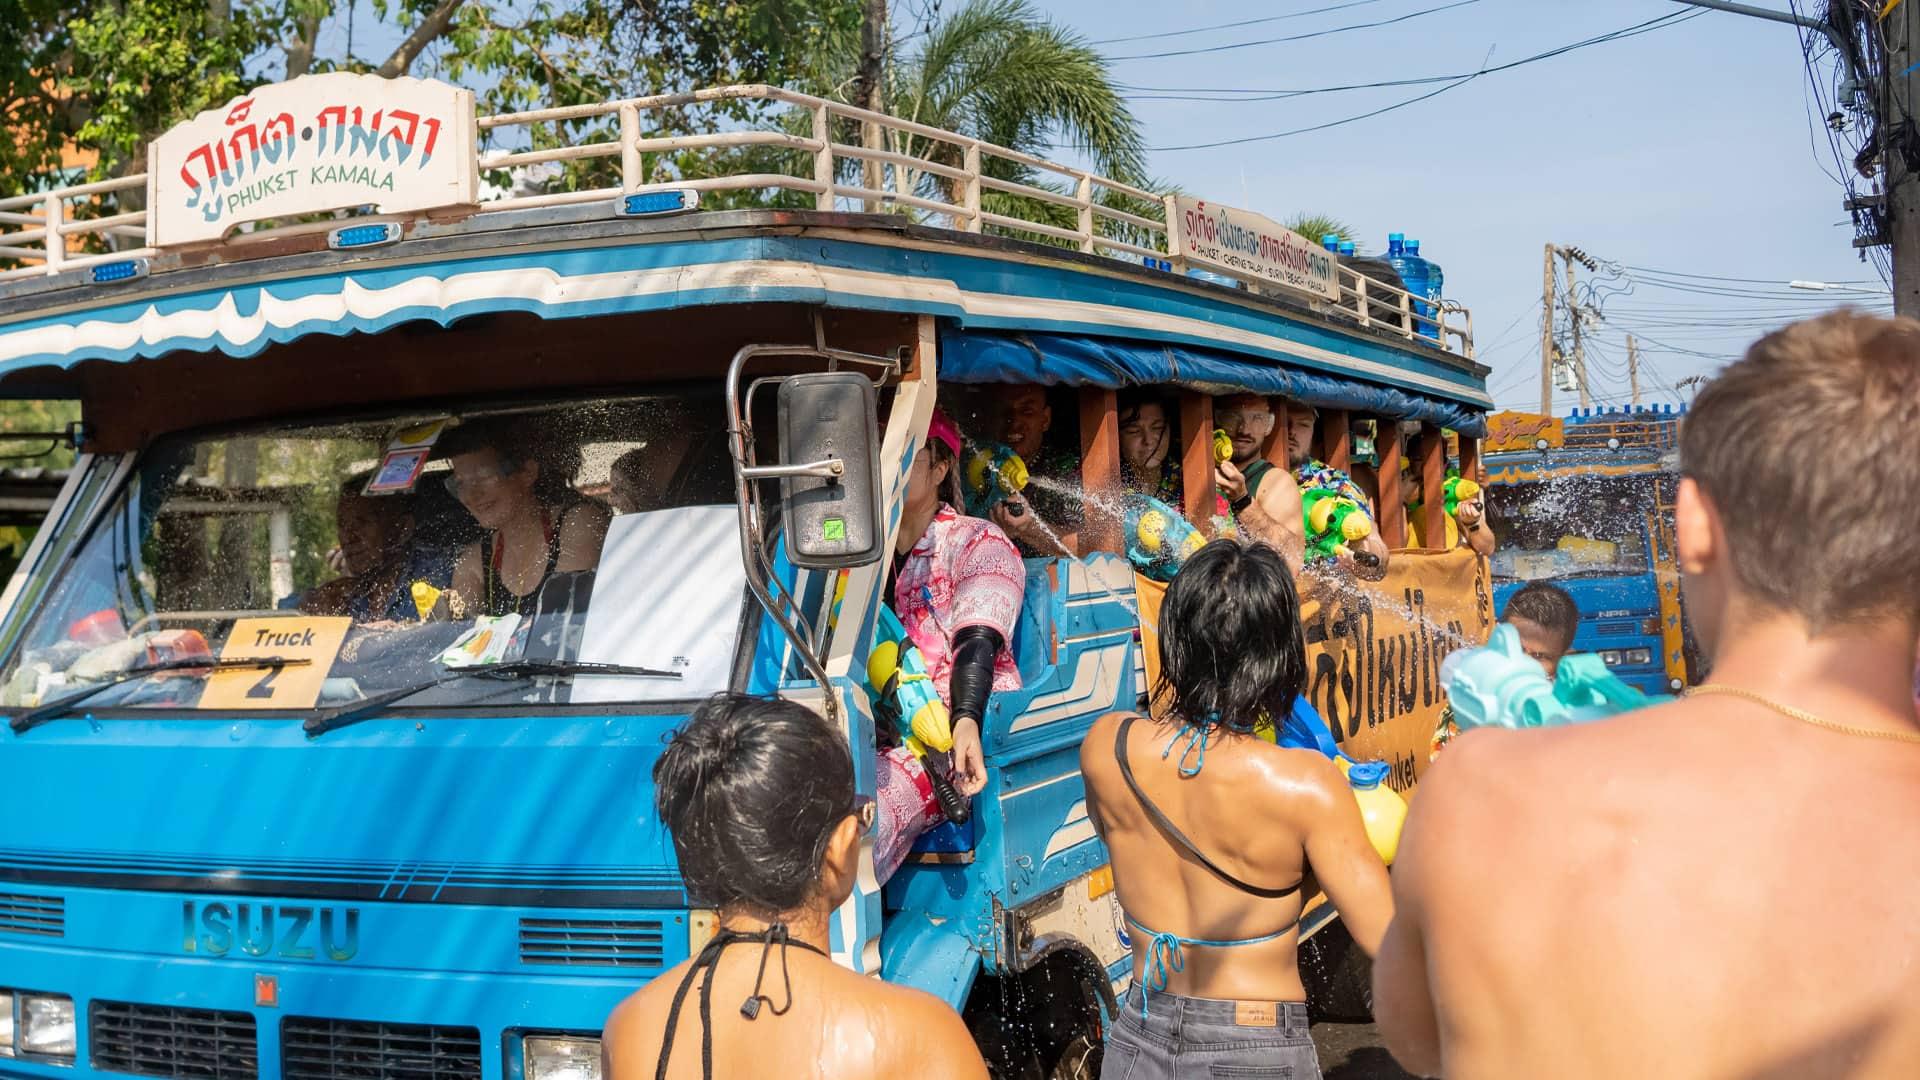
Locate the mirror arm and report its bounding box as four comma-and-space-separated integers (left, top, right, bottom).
741, 459, 845, 481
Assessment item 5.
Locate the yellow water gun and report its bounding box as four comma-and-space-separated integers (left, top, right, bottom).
963, 443, 1030, 518
1303, 487, 1374, 563
866, 607, 969, 824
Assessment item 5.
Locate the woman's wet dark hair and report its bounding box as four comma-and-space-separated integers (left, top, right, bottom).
927, 437, 966, 511
1155, 539, 1308, 734
654, 693, 858, 916
1116, 388, 1170, 429
436, 416, 582, 506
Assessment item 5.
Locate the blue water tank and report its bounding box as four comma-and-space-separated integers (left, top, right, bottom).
1405, 238, 1443, 340
1322, 234, 1341, 253
1338, 240, 1357, 256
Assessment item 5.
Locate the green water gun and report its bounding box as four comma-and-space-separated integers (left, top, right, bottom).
962, 443, 1029, 518
1303, 486, 1374, 563
1442, 469, 1482, 517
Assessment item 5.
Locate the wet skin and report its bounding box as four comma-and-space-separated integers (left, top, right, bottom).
604, 813, 987, 1080
1081, 713, 1393, 1005
1375, 477, 1920, 1078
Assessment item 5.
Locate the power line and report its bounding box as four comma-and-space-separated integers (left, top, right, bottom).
1108, 0, 1483, 62
1146, 9, 1705, 151
1090, 0, 1390, 47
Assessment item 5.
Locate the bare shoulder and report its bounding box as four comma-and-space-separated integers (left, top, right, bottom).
866, 982, 988, 1079
600, 966, 682, 1079
1241, 739, 1348, 812
1080, 712, 1133, 773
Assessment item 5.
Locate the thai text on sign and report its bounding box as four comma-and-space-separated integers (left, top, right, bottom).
147, 72, 478, 246
1170, 195, 1340, 302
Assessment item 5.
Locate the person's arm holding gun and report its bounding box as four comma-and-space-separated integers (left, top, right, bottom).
1219, 460, 1306, 575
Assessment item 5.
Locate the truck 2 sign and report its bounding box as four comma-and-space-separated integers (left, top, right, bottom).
1171, 196, 1339, 302
147, 72, 478, 246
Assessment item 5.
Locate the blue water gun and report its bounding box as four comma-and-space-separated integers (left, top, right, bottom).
1446, 624, 1672, 730
962, 443, 1030, 518
1121, 492, 1205, 582
865, 605, 969, 824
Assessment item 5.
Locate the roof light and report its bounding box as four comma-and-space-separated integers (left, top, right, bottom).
616, 189, 700, 217
89, 258, 148, 284
328, 222, 402, 250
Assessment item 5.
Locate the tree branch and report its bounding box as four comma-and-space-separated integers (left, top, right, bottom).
379, 0, 467, 78
284, 9, 322, 79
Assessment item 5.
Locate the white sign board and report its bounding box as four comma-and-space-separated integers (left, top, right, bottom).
147, 73, 478, 246
1169, 195, 1340, 302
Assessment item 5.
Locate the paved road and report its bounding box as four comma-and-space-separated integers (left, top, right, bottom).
1312, 1021, 1418, 1079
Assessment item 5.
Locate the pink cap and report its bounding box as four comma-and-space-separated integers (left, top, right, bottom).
927, 408, 962, 458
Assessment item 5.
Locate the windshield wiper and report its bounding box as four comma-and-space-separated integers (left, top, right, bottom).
304, 659, 682, 737
9, 656, 313, 734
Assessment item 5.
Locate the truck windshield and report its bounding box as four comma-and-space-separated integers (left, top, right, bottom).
1487, 478, 1653, 582
0, 394, 744, 714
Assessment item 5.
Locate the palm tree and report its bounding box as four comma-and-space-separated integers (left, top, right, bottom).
1285, 213, 1358, 252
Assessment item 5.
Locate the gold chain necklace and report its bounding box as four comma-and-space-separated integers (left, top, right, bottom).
1687, 683, 1920, 745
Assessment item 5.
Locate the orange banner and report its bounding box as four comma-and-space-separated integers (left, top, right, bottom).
1136, 547, 1493, 793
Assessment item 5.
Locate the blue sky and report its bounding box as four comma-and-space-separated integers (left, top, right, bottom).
1029, 0, 1892, 411
318, 0, 1890, 413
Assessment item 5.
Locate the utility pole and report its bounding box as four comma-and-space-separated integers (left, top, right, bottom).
1539, 243, 1556, 415
1564, 248, 1589, 409
1627, 334, 1641, 406
1891, 4, 1920, 316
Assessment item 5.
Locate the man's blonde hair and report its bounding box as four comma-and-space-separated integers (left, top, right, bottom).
1681, 310, 1920, 629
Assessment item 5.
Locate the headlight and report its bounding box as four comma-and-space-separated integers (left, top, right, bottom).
20, 993, 75, 1061
1600, 650, 1623, 666
1, 990, 14, 1056
523, 1035, 601, 1080
1624, 648, 1653, 666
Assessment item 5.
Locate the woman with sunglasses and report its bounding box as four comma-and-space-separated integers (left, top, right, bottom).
602, 693, 988, 1080
873, 409, 1025, 883
436, 418, 610, 619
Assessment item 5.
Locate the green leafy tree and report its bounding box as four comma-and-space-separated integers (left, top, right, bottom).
1285, 213, 1358, 252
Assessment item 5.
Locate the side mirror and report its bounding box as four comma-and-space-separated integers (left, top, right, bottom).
776, 372, 884, 568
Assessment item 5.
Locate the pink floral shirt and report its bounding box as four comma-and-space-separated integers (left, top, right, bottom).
894, 504, 1025, 701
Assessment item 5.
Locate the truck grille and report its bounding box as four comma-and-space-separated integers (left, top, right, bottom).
1596, 620, 1638, 637
519, 917, 665, 969
0, 891, 63, 936
281, 1018, 481, 1080
90, 1001, 258, 1080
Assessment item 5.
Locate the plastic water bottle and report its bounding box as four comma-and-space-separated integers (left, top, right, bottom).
1406, 239, 1443, 340
1337, 240, 1356, 257
1340, 759, 1408, 865
1321, 234, 1341, 253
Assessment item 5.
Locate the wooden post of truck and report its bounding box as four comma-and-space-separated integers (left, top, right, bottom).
1459, 435, 1482, 486
1321, 409, 1351, 471
1378, 423, 1406, 549
1419, 422, 1447, 548
1079, 387, 1121, 555
1181, 391, 1216, 534
1265, 399, 1290, 468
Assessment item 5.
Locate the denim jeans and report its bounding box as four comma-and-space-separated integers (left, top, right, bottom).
1101, 984, 1322, 1080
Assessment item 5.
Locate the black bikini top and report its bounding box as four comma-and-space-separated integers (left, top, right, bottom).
653, 924, 827, 1080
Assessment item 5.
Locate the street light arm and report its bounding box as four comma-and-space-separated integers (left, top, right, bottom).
1669, 0, 1864, 85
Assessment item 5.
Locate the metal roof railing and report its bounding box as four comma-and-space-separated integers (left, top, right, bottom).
0, 84, 1472, 357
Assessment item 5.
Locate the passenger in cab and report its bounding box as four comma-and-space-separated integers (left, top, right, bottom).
1501, 581, 1579, 679
1401, 427, 1495, 557
437, 420, 610, 618
990, 384, 1080, 557
877, 409, 1023, 882
1211, 393, 1305, 571
602, 693, 987, 1080
608, 447, 661, 515
301, 477, 449, 621
1083, 540, 1393, 1079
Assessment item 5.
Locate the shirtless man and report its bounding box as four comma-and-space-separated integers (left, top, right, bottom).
1374, 310, 1920, 1078
1212, 393, 1305, 571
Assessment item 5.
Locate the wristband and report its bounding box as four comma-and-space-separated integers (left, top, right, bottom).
1231, 495, 1252, 513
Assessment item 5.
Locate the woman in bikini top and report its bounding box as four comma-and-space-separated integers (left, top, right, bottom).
437, 419, 609, 619
599, 694, 987, 1080
1080, 539, 1394, 1071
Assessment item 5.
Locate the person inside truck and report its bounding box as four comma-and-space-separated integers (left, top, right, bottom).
1211, 393, 1306, 571
1117, 389, 1233, 528
602, 693, 988, 1080
1083, 539, 1393, 1078
436, 418, 611, 619
300, 476, 450, 622
1280, 400, 1392, 578
987, 383, 1080, 557
875, 408, 1024, 883
1501, 580, 1580, 680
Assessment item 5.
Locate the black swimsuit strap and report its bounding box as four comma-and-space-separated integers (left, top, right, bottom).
1114, 715, 1303, 900
653, 926, 829, 1080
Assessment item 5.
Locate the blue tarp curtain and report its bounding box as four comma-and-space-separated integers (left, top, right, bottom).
937, 327, 1488, 437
